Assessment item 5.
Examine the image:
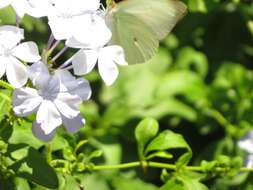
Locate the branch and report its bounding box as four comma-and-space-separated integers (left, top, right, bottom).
91, 161, 253, 173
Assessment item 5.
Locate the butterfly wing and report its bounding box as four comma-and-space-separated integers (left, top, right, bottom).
106, 0, 187, 64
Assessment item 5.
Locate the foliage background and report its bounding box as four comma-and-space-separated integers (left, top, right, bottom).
0, 0, 253, 189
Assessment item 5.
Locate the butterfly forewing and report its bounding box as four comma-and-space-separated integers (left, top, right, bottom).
106, 0, 187, 64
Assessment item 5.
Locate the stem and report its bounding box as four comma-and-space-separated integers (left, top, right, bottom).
47, 34, 55, 50
52, 46, 68, 62
46, 143, 52, 163
92, 161, 253, 173
0, 80, 14, 90
204, 108, 237, 136
43, 41, 61, 63
59, 57, 73, 69
47, 41, 61, 57
93, 161, 141, 170
15, 14, 20, 27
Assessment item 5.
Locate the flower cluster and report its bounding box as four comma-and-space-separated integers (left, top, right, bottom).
0, 0, 127, 141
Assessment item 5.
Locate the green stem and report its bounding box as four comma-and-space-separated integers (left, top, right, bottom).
204, 108, 237, 136
46, 143, 52, 163
0, 80, 14, 90
92, 161, 253, 173
93, 161, 141, 170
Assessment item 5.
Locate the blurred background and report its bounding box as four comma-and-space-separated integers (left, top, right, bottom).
0, 0, 253, 189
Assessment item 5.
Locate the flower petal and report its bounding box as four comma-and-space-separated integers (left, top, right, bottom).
238, 131, 253, 154
246, 155, 253, 168
28, 62, 50, 89
11, 0, 28, 18
62, 113, 85, 133
55, 69, 78, 91
6, 57, 28, 88
54, 93, 81, 119
12, 87, 42, 117
48, 16, 74, 40
32, 122, 56, 142
55, 69, 92, 100
12, 42, 41, 62
72, 15, 112, 48
36, 100, 62, 135
71, 0, 100, 13
0, 0, 10, 9
25, 0, 50, 18
98, 51, 119, 86
66, 36, 90, 49
75, 78, 92, 100
103, 45, 128, 66
72, 49, 98, 75
49, 0, 71, 13
0, 25, 24, 48
0, 56, 7, 78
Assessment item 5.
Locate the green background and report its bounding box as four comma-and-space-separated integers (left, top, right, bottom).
0, 0, 253, 189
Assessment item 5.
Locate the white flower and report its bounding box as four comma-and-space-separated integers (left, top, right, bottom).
0, 25, 41, 88
245, 155, 253, 168
238, 131, 253, 168
12, 62, 91, 141
0, 0, 47, 18
46, 0, 108, 43
0, 0, 28, 18
71, 45, 127, 86
24, 0, 51, 18
66, 13, 112, 48
238, 131, 253, 154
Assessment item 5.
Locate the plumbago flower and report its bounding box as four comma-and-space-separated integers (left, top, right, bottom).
0, 25, 40, 88
0, 0, 28, 18
2, 0, 127, 141
46, 0, 111, 44
12, 62, 91, 141
71, 44, 128, 86
66, 9, 128, 86
238, 131, 253, 168
0, 0, 47, 18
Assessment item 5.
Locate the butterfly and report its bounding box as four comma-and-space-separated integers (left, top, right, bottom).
105, 0, 187, 64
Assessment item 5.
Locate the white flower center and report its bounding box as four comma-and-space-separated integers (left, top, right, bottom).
38, 90, 57, 101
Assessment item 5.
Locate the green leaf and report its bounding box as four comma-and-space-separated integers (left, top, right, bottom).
60, 176, 79, 190
176, 171, 208, 190
88, 150, 103, 160
156, 71, 207, 102
160, 171, 208, 190
188, 0, 207, 13
14, 178, 30, 190
112, 176, 158, 190
160, 178, 187, 190
145, 151, 173, 160
175, 47, 208, 77
80, 174, 110, 190
0, 90, 11, 122
8, 120, 43, 149
135, 118, 159, 160
10, 147, 59, 189
135, 98, 198, 122
145, 130, 192, 166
